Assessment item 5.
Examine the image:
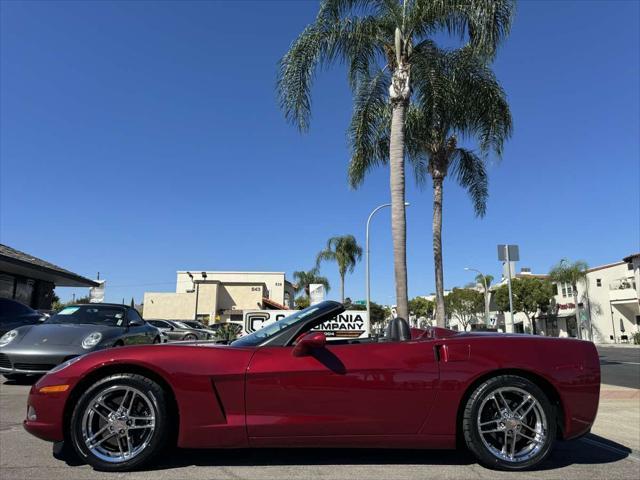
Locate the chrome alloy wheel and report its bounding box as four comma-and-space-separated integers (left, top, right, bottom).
81, 385, 156, 463
477, 386, 548, 464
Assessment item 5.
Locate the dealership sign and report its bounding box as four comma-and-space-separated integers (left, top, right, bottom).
241, 309, 370, 339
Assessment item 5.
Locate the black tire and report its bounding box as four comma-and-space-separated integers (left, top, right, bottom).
462, 375, 556, 471
183, 334, 197, 341
152, 336, 161, 344
69, 373, 171, 471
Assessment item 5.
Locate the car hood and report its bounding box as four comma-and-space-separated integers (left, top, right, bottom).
15, 323, 117, 346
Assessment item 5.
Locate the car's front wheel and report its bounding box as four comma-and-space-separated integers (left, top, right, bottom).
69, 373, 171, 471
462, 375, 556, 470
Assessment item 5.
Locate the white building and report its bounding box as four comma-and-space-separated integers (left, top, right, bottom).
488, 254, 639, 343
143, 271, 296, 324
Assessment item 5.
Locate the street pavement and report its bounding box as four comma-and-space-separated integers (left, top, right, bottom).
0, 347, 638, 480
597, 345, 640, 389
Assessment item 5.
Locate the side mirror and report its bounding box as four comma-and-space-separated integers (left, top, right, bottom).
293, 332, 326, 357
129, 320, 144, 327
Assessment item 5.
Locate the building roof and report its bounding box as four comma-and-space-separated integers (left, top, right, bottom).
0, 244, 98, 288
262, 297, 289, 310
623, 253, 640, 263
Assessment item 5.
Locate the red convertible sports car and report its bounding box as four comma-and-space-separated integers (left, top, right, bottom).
23, 300, 600, 472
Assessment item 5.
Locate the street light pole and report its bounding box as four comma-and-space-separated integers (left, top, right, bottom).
464, 267, 490, 327
366, 202, 409, 323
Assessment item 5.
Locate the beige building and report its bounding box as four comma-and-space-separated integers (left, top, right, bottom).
143, 271, 296, 324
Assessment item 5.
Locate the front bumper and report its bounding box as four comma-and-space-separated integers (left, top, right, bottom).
0, 349, 83, 375
23, 383, 69, 442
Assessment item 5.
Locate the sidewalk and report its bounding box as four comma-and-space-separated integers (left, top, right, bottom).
597, 344, 639, 349
592, 384, 640, 453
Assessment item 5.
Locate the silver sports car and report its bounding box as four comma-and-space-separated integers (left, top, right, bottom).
0, 303, 161, 380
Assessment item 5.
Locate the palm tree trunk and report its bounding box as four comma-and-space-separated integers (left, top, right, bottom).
389, 99, 409, 320
340, 274, 345, 304
432, 175, 446, 327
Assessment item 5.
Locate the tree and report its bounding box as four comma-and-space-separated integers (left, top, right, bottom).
493, 277, 555, 334
294, 296, 311, 309
369, 301, 389, 325
408, 50, 511, 327
278, 0, 515, 320
316, 235, 363, 303
475, 274, 494, 289
445, 288, 484, 331
409, 296, 434, 319
549, 259, 590, 339
292, 267, 330, 298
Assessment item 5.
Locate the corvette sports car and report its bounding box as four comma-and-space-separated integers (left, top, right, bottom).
23, 301, 600, 472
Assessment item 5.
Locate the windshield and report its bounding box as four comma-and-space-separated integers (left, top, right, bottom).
231, 304, 324, 347
47, 305, 126, 327
170, 321, 191, 329
183, 321, 205, 329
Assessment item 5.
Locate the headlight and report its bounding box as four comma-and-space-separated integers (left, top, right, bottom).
49, 356, 83, 374
81, 332, 102, 349
0, 329, 18, 347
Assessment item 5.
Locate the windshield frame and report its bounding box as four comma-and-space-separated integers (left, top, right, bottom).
230, 301, 344, 347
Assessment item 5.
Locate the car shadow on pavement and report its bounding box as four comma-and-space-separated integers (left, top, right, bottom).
1, 376, 40, 386
115, 434, 630, 472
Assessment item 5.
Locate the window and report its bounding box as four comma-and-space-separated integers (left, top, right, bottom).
596, 278, 602, 287
128, 309, 143, 324
561, 282, 573, 298
149, 320, 170, 328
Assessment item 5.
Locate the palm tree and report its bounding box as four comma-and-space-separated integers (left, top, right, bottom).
350, 49, 511, 327
549, 259, 590, 340
316, 235, 363, 303
292, 267, 330, 298
278, 0, 515, 320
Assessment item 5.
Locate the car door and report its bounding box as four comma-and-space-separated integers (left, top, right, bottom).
245, 339, 440, 438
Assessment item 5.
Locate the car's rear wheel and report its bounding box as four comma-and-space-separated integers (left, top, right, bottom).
69, 373, 170, 471
462, 375, 556, 471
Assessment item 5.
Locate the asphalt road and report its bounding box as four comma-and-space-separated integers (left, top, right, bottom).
597, 346, 640, 389
1, 372, 639, 479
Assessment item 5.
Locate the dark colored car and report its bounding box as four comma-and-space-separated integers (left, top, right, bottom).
147, 319, 211, 341
0, 303, 161, 380
0, 298, 44, 336
24, 300, 600, 472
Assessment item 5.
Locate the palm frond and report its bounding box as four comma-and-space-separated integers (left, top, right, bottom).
277, 15, 388, 131
450, 147, 488, 217
347, 69, 391, 188
408, 0, 515, 61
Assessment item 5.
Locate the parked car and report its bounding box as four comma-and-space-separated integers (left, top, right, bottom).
0, 303, 161, 381
24, 300, 600, 472
147, 319, 211, 341
0, 298, 45, 336
180, 320, 219, 338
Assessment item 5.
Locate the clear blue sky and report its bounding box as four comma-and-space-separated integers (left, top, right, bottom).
1, 0, 638, 305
